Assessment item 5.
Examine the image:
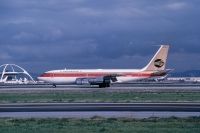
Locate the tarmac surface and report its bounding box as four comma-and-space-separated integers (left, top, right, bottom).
0, 82, 200, 118
0, 82, 200, 93
1, 103, 200, 112
1, 112, 200, 119
1, 103, 200, 118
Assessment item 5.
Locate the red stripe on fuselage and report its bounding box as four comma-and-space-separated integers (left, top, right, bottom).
39, 72, 157, 78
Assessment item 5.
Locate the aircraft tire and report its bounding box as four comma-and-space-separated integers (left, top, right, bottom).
99, 83, 110, 88
52, 84, 57, 88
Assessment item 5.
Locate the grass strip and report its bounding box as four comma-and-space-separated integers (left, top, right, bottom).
0, 92, 200, 103
0, 117, 199, 133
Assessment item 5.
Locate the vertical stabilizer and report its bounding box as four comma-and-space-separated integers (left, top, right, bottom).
142, 45, 169, 71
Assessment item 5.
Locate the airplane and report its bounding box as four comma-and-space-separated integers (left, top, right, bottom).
37, 45, 170, 88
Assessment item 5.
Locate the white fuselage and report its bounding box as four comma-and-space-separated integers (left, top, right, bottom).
37, 45, 170, 86
37, 69, 163, 84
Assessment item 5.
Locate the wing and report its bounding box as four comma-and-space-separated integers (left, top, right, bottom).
75, 73, 122, 85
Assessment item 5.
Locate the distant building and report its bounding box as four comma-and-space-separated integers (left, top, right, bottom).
167, 77, 200, 82
0, 64, 35, 84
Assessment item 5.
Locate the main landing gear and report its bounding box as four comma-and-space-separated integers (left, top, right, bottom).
98, 83, 110, 88
52, 84, 57, 88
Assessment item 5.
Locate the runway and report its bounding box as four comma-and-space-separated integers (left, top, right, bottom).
0, 83, 200, 118
0, 82, 200, 93
1, 103, 200, 112
1, 82, 200, 88
0, 87, 200, 93
1, 111, 200, 119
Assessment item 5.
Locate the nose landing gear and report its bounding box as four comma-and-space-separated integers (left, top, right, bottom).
52, 84, 57, 88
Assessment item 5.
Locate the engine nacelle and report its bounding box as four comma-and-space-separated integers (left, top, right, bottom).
76, 78, 90, 85
76, 77, 110, 85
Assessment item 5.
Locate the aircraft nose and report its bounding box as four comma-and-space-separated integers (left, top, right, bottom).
37, 73, 45, 81
37, 76, 43, 81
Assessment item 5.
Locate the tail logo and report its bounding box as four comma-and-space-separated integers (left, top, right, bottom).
154, 59, 164, 68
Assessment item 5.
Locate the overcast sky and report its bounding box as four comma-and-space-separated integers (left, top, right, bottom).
0, 0, 200, 73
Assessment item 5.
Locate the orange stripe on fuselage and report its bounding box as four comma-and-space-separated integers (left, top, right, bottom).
39, 72, 160, 78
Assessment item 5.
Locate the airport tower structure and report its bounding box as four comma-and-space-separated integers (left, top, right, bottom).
0, 64, 35, 84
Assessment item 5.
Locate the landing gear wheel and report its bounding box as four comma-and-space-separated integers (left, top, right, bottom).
106, 83, 110, 87
99, 83, 110, 88
99, 84, 103, 88
52, 84, 57, 88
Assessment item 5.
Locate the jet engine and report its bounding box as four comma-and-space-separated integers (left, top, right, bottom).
76, 77, 111, 87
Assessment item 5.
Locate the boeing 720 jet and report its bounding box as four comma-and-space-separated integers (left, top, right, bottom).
38, 45, 170, 88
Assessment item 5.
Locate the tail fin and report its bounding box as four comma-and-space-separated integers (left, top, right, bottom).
142, 45, 169, 71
